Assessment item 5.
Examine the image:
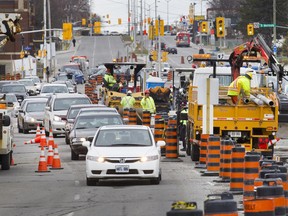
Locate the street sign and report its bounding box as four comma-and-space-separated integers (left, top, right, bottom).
259, 24, 275, 28
273, 45, 277, 55
24, 46, 32, 51
253, 22, 260, 29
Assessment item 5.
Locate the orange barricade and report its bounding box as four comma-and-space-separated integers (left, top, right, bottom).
230, 145, 245, 192
206, 135, 221, 173
165, 127, 178, 159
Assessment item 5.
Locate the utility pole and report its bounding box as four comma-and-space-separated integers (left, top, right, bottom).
157, 15, 161, 77
273, 0, 276, 46
128, 0, 130, 36
43, 0, 47, 83
47, 0, 53, 78
140, 0, 143, 54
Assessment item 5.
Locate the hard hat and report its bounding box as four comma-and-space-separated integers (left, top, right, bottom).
145, 89, 150, 94
127, 90, 132, 94
245, 69, 253, 80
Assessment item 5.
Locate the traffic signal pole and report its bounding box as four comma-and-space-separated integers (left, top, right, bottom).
43, 0, 47, 82
157, 16, 161, 78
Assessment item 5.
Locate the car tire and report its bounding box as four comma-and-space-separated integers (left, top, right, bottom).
65, 135, 70, 145
86, 177, 98, 186
18, 125, 23, 133
71, 149, 79, 160
1, 153, 11, 170
23, 127, 29, 134
150, 172, 161, 185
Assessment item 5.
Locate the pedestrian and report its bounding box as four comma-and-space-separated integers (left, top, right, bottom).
141, 89, 156, 114
120, 90, 136, 109
46, 66, 50, 82
227, 69, 253, 105
179, 106, 188, 151
72, 38, 76, 47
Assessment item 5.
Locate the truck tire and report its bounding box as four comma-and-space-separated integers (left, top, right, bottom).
191, 144, 200, 162
3, 115, 11, 127
1, 153, 11, 170
71, 150, 79, 160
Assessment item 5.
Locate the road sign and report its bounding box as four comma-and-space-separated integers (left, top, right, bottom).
253, 22, 260, 28
273, 45, 277, 55
259, 24, 275, 28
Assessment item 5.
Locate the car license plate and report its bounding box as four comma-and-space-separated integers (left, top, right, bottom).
228, 131, 241, 137
115, 165, 129, 173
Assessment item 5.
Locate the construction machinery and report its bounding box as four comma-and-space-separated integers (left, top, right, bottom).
186, 54, 279, 160
229, 33, 288, 122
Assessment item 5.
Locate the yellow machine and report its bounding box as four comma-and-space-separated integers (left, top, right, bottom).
186, 56, 279, 160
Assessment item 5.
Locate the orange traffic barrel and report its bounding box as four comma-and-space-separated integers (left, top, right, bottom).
204, 192, 238, 216
266, 173, 288, 215
167, 116, 177, 128
206, 135, 221, 173
196, 134, 209, 168
165, 127, 178, 159
219, 138, 234, 181
230, 144, 245, 192
123, 108, 129, 121
142, 110, 151, 127
256, 181, 286, 216
96, 75, 103, 84
243, 152, 261, 201
167, 71, 173, 81
155, 117, 165, 155
244, 199, 275, 216
128, 108, 137, 125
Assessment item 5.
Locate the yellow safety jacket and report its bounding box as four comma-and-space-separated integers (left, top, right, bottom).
141, 96, 156, 114
104, 74, 116, 87
120, 95, 136, 109
227, 76, 251, 97
180, 109, 188, 125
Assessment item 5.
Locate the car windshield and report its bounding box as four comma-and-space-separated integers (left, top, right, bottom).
56, 75, 68, 81
67, 107, 82, 119
2, 85, 26, 93
19, 80, 34, 86
41, 85, 68, 93
61, 65, 79, 71
54, 98, 90, 111
75, 115, 122, 129
26, 102, 46, 112
5, 94, 17, 102
94, 129, 152, 146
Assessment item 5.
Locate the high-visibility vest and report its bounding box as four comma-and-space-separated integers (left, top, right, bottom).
141, 96, 156, 113
104, 74, 116, 87
227, 76, 251, 97
120, 95, 136, 109
180, 109, 188, 125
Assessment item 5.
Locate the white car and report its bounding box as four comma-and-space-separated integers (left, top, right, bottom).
40, 83, 69, 96
83, 125, 165, 186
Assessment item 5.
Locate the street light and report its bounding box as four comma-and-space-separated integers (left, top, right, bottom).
164, 0, 172, 26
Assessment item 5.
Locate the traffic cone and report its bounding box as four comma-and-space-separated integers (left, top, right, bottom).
35, 124, 41, 138
40, 127, 47, 148
50, 144, 63, 170
24, 136, 41, 144
35, 146, 50, 172
46, 144, 54, 166
268, 138, 280, 148
47, 128, 55, 149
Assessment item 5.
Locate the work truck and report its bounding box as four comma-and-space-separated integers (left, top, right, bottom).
186, 60, 279, 160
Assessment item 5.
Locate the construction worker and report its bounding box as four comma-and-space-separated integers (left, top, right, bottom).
179, 106, 188, 151
120, 90, 136, 109
141, 89, 156, 114
227, 69, 253, 105
104, 69, 119, 91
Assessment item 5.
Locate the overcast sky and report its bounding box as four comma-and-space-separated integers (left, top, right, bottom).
90, 0, 207, 32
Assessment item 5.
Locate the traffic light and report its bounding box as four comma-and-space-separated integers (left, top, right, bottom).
154, 20, 164, 36
151, 50, 157, 61
81, 18, 86, 26
62, 23, 73, 40
162, 51, 168, 62
147, 17, 151, 24
201, 21, 208, 33
154, 20, 159, 36
215, 17, 225, 38
118, 18, 122, 25
148, 25, 154, 40
160, 20, 164, 36
247, 23, 254, 36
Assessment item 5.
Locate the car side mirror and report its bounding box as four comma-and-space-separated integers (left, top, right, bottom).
156, 140, 165, 147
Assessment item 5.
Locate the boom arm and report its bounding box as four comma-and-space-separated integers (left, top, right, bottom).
229, 34, 284, 92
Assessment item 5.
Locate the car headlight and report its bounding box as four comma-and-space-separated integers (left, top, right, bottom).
26, 116, 36, 122
87, 155, 105, 162
140, 155, 159, 162
72, 137, 86, 143
53, 115, 62, 121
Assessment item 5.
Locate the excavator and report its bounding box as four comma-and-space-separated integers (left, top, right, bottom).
229, 33, 288, 122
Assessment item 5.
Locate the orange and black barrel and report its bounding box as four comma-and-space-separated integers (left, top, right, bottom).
96, 75, 103, 85
204, 192, 238, 216
265, 173, 288, 215
256, 180, 286, 216
220, 138, 234, 180
198, 134, 209, 167
243, 152, 261, 201
244, 199, 275, 216
154, 114, 165, 155
166, 201, 203, 216
165, 126, 178, 159
123, 108, 129, 121
142, 110, 151, 127
206, 135, 221, 173
128, 108, 137, 125
230, 144, 245, 192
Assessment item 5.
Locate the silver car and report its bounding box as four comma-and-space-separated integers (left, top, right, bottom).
17, 98, 48, 133
69, 112, 123, 160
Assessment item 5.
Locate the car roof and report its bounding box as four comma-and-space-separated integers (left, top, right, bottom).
99, 125, 149, 130
69, 104, 105, 109
25, 98, 48, 103
79, 107, 116, 111
42, 83, 67, 87
52, 93, 88, 98
2, 83, 25, 87
78, 112, 121, 117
